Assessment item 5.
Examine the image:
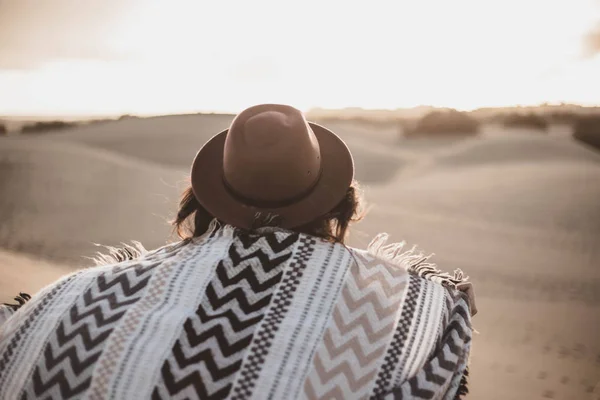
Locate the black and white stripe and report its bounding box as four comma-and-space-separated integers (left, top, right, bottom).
383, 290, 472, 399
20, 262, 160, 399
230, 236, 316, 400
152, 231, 299, 400
371, 274, 421, 398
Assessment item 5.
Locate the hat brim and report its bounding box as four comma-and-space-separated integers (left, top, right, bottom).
191, 122, 354, 229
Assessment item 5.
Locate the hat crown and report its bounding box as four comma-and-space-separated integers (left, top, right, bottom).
223, 104, 322, 205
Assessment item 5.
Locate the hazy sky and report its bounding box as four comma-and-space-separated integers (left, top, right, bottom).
1, 0, 599, 116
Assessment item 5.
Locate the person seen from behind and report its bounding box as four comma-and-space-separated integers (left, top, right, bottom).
0, 104, 476, 399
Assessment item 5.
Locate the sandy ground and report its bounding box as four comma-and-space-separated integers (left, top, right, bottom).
1, 114, 599, 399
0, 249, 73, 299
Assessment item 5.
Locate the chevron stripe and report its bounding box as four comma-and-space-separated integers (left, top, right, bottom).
43, 340, 101, 372
0, 275, 75, 391
153, 231, 299, 400
31, 368, 90, 398
179, 322, 252, 358
87, 245, 188, 400
304, 252, 409, 400
229, 235, 316, 400
216, 261, 283, 292
305, 380, 347, 400
322, 331, 386, 368
340, 287, 403, 324
205, 283, 275, 313
332, 308, 395, 343
238, 232, 299, 253
156, 361, 232, 400
197, 306, 263, 332
383, 290, 472, 400
371, 275, 421, 398
0, 226, 474, 400
55, 322, 111, 351
313, 352, 378, 391
232, 233, 299, 272
20, 261, 160, 399
172, 345, 242, 379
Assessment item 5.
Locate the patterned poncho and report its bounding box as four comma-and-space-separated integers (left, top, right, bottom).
0, 224, 475, 400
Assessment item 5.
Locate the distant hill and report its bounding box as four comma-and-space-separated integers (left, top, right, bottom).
306, 106, 448, 121
306, 104, 600, 122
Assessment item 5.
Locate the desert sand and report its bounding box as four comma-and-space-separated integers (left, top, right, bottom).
1, 114, 599, 399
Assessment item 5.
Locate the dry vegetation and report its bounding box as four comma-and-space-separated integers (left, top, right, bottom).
20, 120, 78, 134
314, 115, 399, 129
404, 109, 480, 138
4, 109, 600, 156
502, 113, 548, 131
546, 111, 579, 124
573, 116, 600, 150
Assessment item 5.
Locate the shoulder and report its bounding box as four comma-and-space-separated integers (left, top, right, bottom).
0, 302, 18, 328
343, 238, 474, 398
0, 268, 85, 335
0, 240, 189, 332
346, 235, 477, 317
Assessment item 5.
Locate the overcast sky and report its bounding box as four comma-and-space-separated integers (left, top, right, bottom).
0, 0, 599, 116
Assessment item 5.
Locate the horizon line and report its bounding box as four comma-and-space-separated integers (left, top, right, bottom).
2, 102, 600, 121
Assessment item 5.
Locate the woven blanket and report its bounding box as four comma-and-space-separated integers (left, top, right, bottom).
0, 225, 474, 399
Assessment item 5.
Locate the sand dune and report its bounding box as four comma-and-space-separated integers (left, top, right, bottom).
0, 249, 72, 300
1, 115, 599, 399
0, 138, 184, 264
371, 161, 600, 241
48, 115, 406, 185
437, 134, 600, 166
357, 158, 600, 399
49, 114, 235, 168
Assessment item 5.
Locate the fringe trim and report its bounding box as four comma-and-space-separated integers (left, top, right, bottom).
367, 233, 477, 316
88, 241, 148, 266
205, 218, 223, 238
1, 292, 31, 312
454, 367, 470, 400
367, 232, 437, 273
90, 220, 224, 267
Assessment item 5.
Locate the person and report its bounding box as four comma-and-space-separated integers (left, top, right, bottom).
0, 104, 476, 399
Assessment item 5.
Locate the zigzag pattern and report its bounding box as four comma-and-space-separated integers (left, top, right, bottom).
304, 252, 409, 400
0, 228, 474, 400
20, 262, 159, 399
0, 275, 76, 395
153, 231, 298, 400
384, 290, 472, 400
229, 236, 316, 400
371, 275, 421, 398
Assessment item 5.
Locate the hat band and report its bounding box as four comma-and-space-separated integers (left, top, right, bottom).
222, 169, 323, 209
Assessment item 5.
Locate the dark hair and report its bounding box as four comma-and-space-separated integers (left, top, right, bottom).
173, 181, 364, 243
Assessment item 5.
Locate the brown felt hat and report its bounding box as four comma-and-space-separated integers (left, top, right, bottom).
191, 104, 354, 229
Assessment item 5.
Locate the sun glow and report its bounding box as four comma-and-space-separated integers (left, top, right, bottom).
0, 0, 599, 116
